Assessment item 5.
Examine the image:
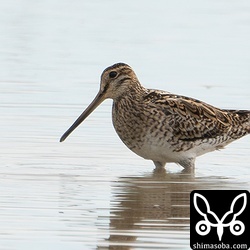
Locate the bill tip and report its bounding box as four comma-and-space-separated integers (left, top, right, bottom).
59, 136, 65, 142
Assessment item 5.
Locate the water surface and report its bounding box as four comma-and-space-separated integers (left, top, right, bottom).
0, 1, 249, 249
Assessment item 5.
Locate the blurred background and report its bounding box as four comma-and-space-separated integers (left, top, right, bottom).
0, 1, 249, 249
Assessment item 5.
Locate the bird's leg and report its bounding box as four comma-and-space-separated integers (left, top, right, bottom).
179, 158, 195, 174
153, 161, 165, 169
179, 158, 195, 169
153, 161, 166, 174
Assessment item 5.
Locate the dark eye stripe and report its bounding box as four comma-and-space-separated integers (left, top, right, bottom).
117, 77, 131, 85
109, 71, 117, 78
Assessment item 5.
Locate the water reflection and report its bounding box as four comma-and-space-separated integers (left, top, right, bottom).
100, 169, 240, 249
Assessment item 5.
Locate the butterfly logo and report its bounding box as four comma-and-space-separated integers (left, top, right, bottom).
193, 192, 247, 241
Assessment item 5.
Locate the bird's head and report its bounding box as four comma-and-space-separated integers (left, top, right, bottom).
99, 62, 140, 99
60, 63, 141, 142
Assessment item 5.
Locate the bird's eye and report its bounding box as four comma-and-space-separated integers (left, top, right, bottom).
109, 71, 117, 78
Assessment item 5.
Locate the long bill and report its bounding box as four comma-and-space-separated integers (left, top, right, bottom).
60, 91, 106, 142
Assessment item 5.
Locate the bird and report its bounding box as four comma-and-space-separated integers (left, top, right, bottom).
60, 63, 249, 170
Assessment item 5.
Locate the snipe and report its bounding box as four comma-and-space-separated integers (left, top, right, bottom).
60, 63, 249, 169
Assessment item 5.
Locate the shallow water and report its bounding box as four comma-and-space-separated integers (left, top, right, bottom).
0, 1, 250, 249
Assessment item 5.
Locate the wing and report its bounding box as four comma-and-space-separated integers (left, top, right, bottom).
144, 90, 232, 141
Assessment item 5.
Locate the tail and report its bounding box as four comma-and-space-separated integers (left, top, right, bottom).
224, 109, 250, 134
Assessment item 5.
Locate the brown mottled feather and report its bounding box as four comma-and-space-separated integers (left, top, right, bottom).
143, 90, 249, 142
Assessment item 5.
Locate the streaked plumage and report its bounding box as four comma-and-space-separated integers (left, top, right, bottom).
60, 63, 249, 169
